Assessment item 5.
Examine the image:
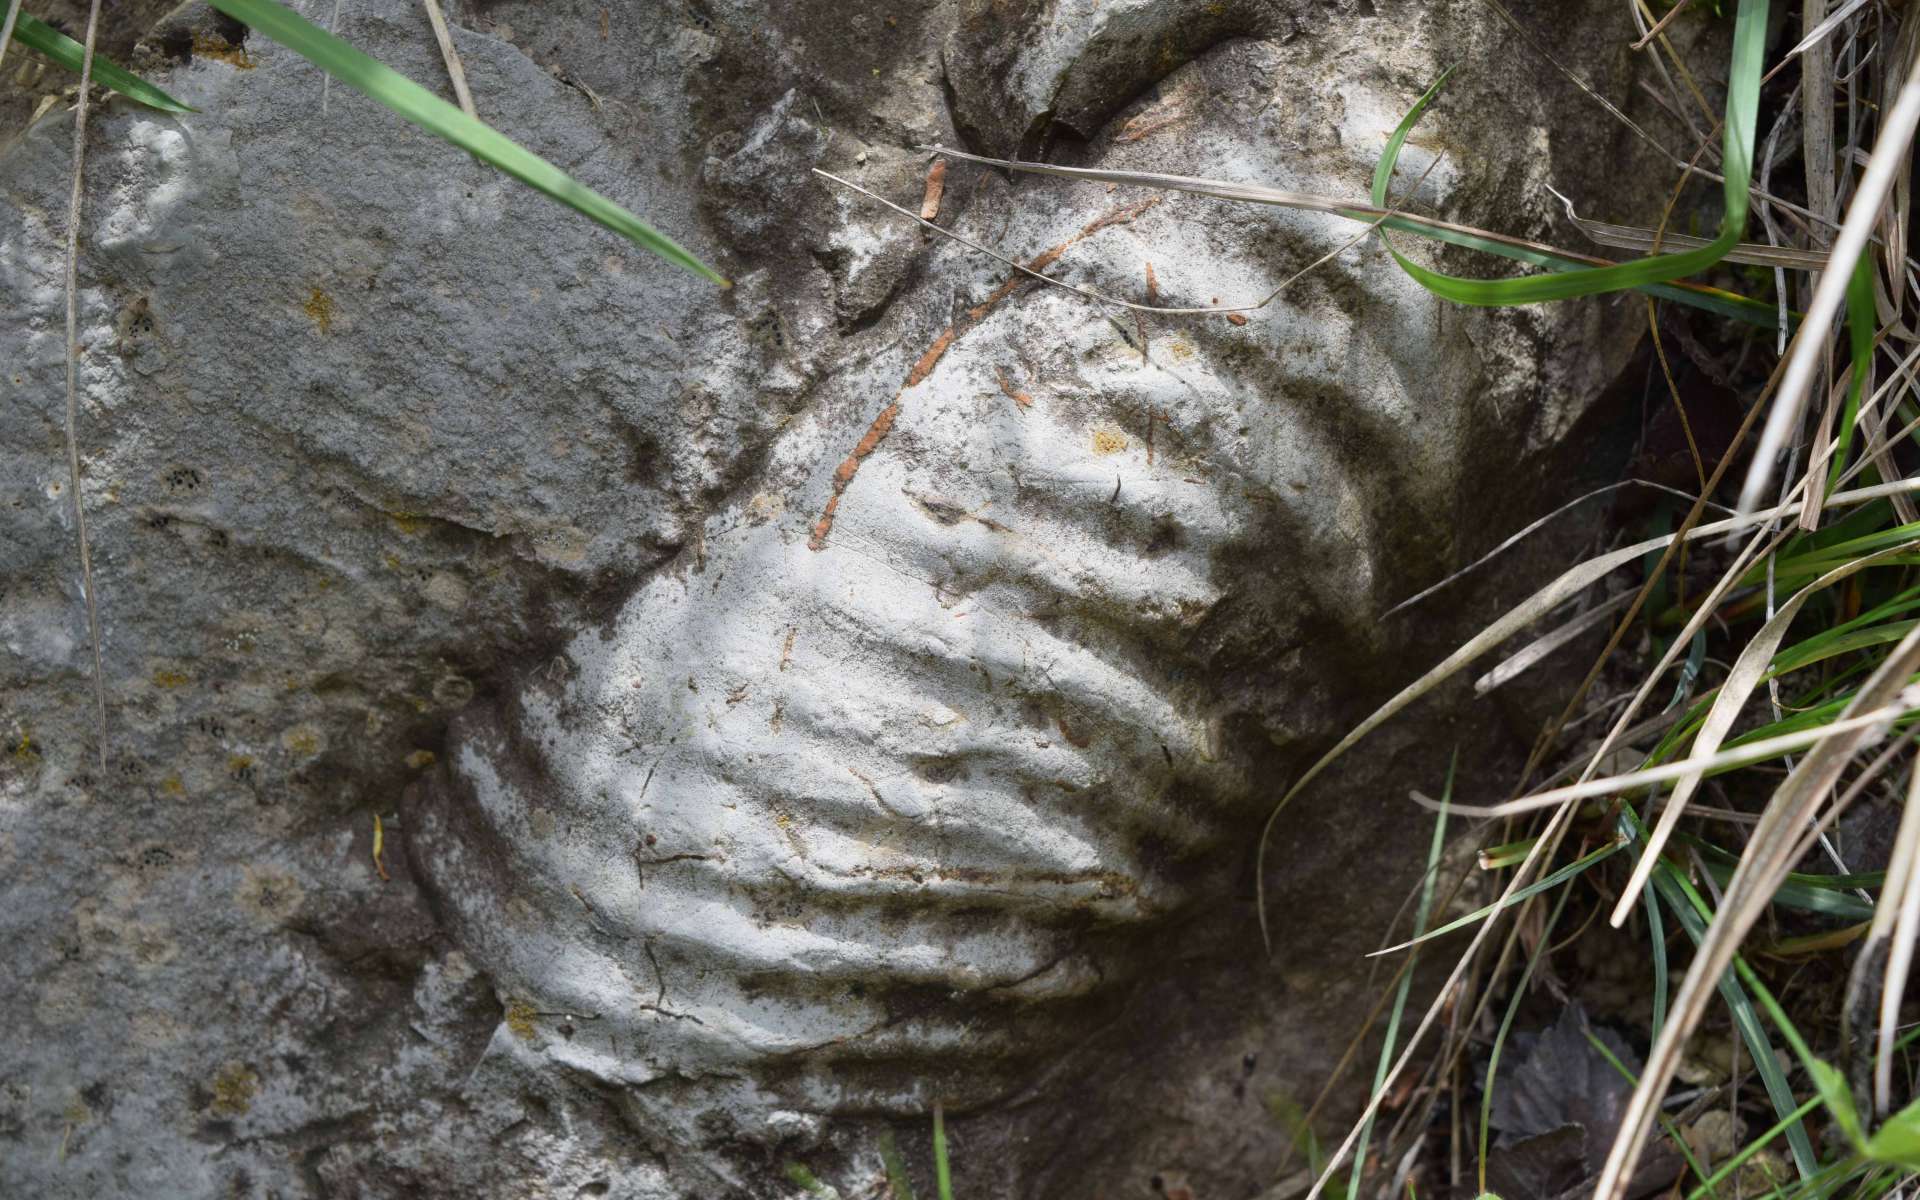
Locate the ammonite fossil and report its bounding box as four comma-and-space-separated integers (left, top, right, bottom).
407, 10, 1638, 1118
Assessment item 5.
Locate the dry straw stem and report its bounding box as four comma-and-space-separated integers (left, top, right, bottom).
1739, 7, 1920, 520
1421, 692, 1920, 819
1482, 0, 1686, 161
1780, 0, 1874, 88
63, 0, 108, 780
1382, 478, 1733, 619
929, 143, 1631, 269
1632, 0, 1700, 51
0, 0, 22, 75
1799, 0, 1844, 227
419, 0, 476, 118
1545, 185, 1830, 269
1595, 622, 1920, 1200
1472, 589, 1636, 696
813, 169, 1254, 314
815, 154, 1443, 317
1862, 757, 1920, 1114
1298, 802, 1583, 1200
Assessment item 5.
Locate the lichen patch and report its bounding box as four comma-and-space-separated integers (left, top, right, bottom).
504, 999, 538, 1041
301, 287, 334, 334
208, 1063, 259, 1116
234, 865, 304, 927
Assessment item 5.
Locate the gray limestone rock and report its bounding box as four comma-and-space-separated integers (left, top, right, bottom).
2, 1, 1690, 1196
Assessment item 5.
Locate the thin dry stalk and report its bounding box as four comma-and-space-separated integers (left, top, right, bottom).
322, 0, 344, 115
1849, 740, 1920, 1115
817, 151, 1444, 317
0, 0, 23, 75
1628, 0, 1718, 124
1803, 0, 1840, 230
1384, 479, 1732, 620
1632, 0, 1699, 51
419, 0, 477, 118
63, 0, 107, 781
1479, 0, 1681, 158
1875, 763, 1920, 1116
1436, 692, 1918, 819
1741, 6, 1920, 519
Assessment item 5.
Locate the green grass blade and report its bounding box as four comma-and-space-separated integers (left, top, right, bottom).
204, 0, 727, 286
1680, 836, 1886, 892
1353, 210, 1783, 327
1694, 862, 1876, 920
933, 1105, 954, 1200
879, 1130, 917, 1200
1372, 838, 1624, 955
1479, 882, 1574, 1195
1732, 958, 1869, 1157
12, 12, 194, 112
1371, 0, 1768, 308
1584, 1029, 1718, 1194
1646, 875, 1669, 1043
1766, 623, 1920, 685
1649, 860, 1820, 1178
784, 1163, 831, 1195
1349, 756, 1453, 1200
1824, 259, 1879, 498
1685, 1096, 1825, 1200
1863, 1098, 1920, 1170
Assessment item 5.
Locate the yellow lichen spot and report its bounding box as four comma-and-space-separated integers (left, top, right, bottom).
152, 669, 190, 689
280, 726, 323, 759
160, 774, 185, 797
12, 731, 37, 762
1164, 338, 1195, 362
504, 999, 538, 1041
745, 491, 785, 524
208, 1063, 259, 1116
405, 749, 437, 770
387, 511, 426, 536
302, 287, 334, 334
191, 33, 255, 69
227, 753, 254, 776
1091, 429, 1129, 456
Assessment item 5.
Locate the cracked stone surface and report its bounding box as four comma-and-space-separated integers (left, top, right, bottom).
2, 1, 1695, 1196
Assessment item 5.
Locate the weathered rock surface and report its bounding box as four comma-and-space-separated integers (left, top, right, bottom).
2, 0, 1684, 1195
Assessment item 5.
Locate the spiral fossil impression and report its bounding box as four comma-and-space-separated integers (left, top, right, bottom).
412, 157, 1473, 1113
407, 1, 1641, 1121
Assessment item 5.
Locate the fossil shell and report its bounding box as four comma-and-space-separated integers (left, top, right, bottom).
411, 176, 1452, 1112
408, 30, 1601, 1118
